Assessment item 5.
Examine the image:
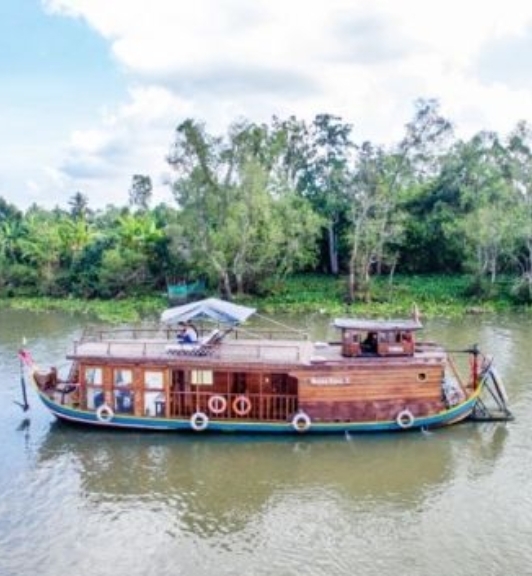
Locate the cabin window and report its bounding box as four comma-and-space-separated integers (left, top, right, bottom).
85, 367, 102, 385
191, 370, 213, 386
85, 367, 104, 410
417, 372, 428, 382
114, 369, 133, 386
113, 368, 133, 414
144, 371, 164, 390
143, 371, 165, 417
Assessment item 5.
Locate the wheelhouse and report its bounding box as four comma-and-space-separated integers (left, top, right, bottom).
333, 319, 422, 357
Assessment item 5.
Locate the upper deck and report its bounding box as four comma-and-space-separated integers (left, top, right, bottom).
67, 326, 446, 370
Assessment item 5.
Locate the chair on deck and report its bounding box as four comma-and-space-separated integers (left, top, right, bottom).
165, 328, 225, 356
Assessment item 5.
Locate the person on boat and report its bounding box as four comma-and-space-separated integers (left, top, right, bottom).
185, 320, 199, 342
176, 322, 188, 342
362, 332, 378, 353
176, 321, 198, 343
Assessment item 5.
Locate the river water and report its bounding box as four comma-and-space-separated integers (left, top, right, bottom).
0, 309, 531, 576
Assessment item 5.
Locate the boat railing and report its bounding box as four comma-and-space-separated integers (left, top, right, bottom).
71, 338, 309, 363
232, 326, 309, 341
168, 390, 299, 422
81, 326, 307, 343
82, 328, 177, 342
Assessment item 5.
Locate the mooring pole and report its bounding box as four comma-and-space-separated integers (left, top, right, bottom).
16, 349, 30, 412
471, 344, 480, 390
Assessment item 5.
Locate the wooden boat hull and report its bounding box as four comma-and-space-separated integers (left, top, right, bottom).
35, 385, 481, 434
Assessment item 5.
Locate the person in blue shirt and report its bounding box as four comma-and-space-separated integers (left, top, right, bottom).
177, 321, 198, 343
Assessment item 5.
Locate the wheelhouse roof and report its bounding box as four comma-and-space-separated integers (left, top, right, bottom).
333, 319, 422, 332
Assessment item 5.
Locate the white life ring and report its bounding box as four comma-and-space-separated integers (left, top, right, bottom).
396, 409, 415, 429
292, 411, 312, 432
190, 411, 209, 432
96, 403, 114, 423
208, 395, 227, 415
233, 395, 252, 417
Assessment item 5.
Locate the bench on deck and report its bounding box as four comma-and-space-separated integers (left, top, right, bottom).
165, 328, 224, 356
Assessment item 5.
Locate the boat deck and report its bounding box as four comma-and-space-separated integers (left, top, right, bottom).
68, 336, 447, 368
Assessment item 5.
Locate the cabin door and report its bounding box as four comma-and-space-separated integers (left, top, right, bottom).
170, 369, 188, 416
271, 373, 298, 420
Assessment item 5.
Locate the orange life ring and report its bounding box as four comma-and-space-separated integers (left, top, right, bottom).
208, 395, 227, 415
232, 395, 252, 416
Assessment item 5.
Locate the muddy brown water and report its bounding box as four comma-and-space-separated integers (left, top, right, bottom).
0, 309, 530, 576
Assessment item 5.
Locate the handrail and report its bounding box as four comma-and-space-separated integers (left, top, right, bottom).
168, 390, 298, 421
72, 335, 308, 362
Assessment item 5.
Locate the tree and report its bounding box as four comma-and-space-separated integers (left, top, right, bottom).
345, 99, 453, 300
68, 192, 90, 220
277, 114, 355, 274
453, 132, 517, 284
505, 121, 532, 300
16, 209, 63, 294
167, 118, 321, 297
129, 175, 153, 211
0, 196, 21, 222
346, 143, 402, 300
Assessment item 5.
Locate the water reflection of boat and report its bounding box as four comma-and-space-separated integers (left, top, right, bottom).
22, 298, 513, 434
34, 421, 508, 537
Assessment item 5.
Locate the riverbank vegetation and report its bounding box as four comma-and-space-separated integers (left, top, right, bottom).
0, 274, 522, 323
2, 98, 532, 320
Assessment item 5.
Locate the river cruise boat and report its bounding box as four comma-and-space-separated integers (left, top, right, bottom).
20, 298, 512, 434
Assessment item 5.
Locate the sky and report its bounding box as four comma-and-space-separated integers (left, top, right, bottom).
2, 0, 532, 210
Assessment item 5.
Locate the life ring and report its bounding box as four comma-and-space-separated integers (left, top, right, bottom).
190, 411, 209, 431
232, 395, 252, 416
96, 403, 114, 423
396, 409, 415, 429
291, 411, 311, 433
208, 395, 227, 415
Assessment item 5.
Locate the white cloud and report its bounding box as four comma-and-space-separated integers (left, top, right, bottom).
25, 0, 532, 209
48, 85, 185, 208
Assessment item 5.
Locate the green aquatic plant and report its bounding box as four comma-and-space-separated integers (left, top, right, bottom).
0, 273, 524, 322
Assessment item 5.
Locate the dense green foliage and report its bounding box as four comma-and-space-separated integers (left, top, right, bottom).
2, 99, 532, 308
0, 275, 522, 323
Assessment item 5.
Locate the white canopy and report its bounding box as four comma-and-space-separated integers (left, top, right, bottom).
161, 298, 256, 326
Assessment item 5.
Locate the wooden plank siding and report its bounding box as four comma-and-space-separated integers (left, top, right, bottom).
293, 362, 445, 422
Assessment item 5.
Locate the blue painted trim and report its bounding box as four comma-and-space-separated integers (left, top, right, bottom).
36, 386, 480, 435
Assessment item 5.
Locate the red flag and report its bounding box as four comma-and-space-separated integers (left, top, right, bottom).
17, 349, 33, 366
